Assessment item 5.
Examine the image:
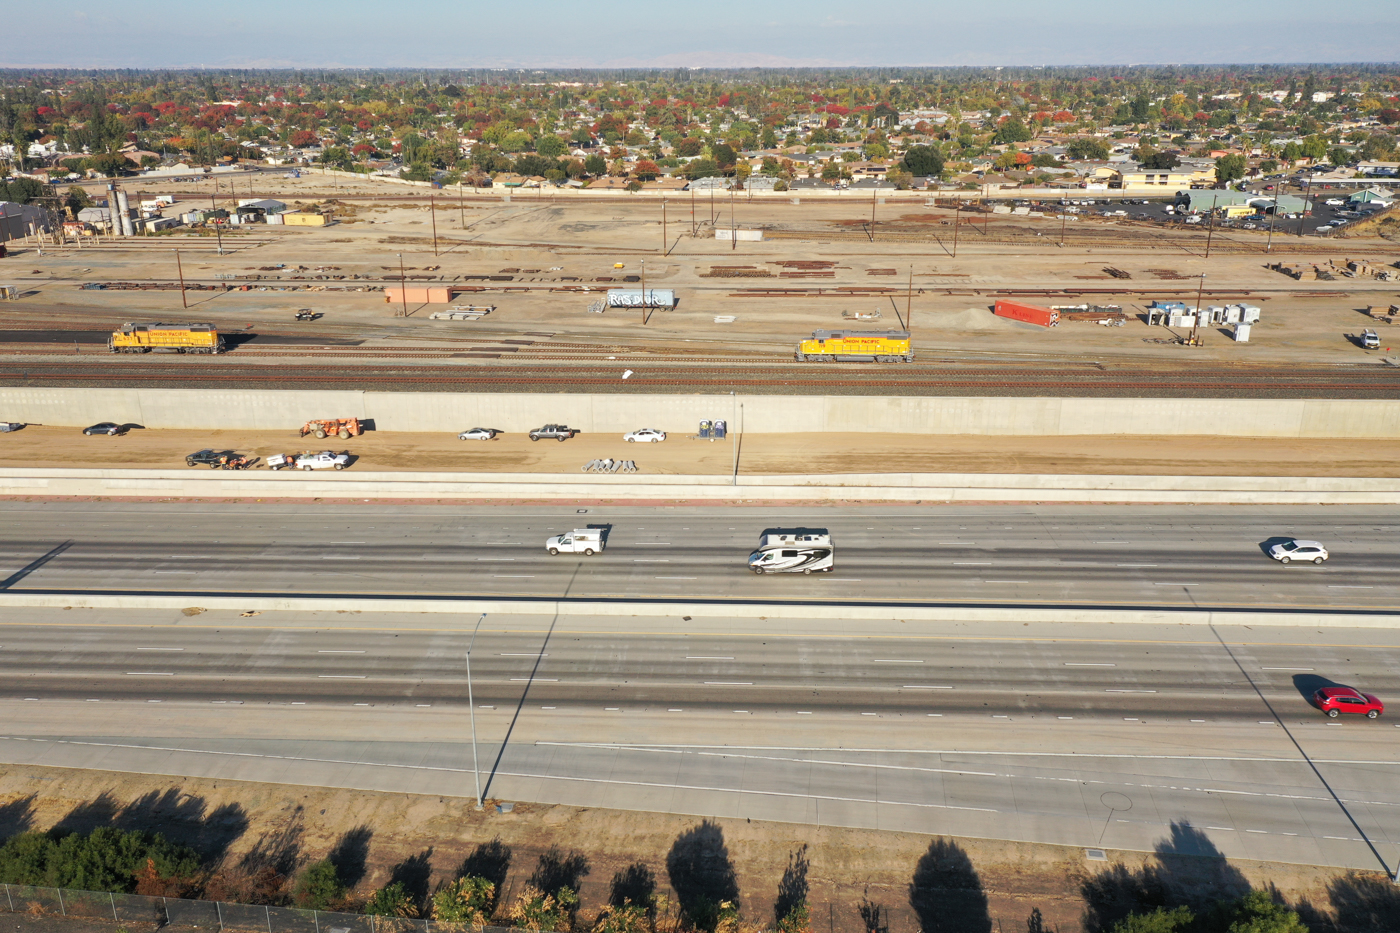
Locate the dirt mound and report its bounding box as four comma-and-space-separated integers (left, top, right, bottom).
921, 307, 1041, 332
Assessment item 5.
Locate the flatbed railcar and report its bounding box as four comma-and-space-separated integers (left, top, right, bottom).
795, 329, 913, 362
109, 322, 225, 354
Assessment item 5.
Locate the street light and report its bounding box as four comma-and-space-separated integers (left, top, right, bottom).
466, 611, 487, 809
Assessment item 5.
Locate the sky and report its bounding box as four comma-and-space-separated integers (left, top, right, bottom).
5, 0, 1399, 70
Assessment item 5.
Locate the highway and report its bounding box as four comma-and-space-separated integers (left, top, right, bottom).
0, 608, 1397, 871
2, 501, 1400, 612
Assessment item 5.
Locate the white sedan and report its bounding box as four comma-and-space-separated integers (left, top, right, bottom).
624, 428, 667, 443
458, 427, 498, 441
1324, 199, 1345, 206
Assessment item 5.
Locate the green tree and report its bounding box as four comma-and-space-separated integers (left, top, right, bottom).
506, 883, 576, 932
584, 153, 607, 175
401, 162, 433, 181
1108, 905, 1193, 933
1360, 133, 1397, 161
820, 161, 841, 181
684, 158, 719, 180
433, 876, 495, 926
1215, 154, 1247, 183
364, 881, 419, 918
1327, 146, 1352, 166
675, 137, 703, 157
1066, 137, 1111, 161
64, 185, 92, 216
594, 902, 652, 933
0, 828, 198, 894
1281, 141, 1303, 162
88, 152, 131, 177
294, 859, 345, 910
1216, 890, 1308, 933
993, 118, 1032, 144
1142, 150, 1180, 169
886, 166, 913, 189
536, 135, 567, 158
1259, 159, 1279, 173
1301, 134, 1329, 161
711, 143, 737, 172
901, 144, 944, 176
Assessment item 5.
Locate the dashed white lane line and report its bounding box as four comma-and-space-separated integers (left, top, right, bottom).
985, 581, 1028, 584
953, 562, 992, 565
510, 678, 558, 682
318, 650, 365, 654
500, 653, 547, 657
1154, 582, 1198, 586
476, 558, 516, 561
632, 559, 670, 563
686, 656, 734, 660
1328, 585, 1373, 589
1065, 662, 1116, 667
656, 577, 698, 580
1106, 689, 1157, 693
317, 675, 366, 679
1117, 564, 1157, 567
137, 647, 183, 651
493, 575, 536, 578
125, 672, 173, 676
904, 685, 953, 689
1263, 667, 1313, 671
705, 681, 754, 686
873, 659, 923, 663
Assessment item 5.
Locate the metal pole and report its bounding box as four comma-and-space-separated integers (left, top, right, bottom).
1266, 190, 1278, 253
175, 249, 187, 309
1298, 177, 1311, 237
662, 199, 666, 254
466, 611, 486, 809
430, 194, 438, 257
1204, 194, 1217, 259
398, 253, 408, 317
459, 182, 465, 227
1060, 206, 1067, 246
952, 201, 960, 258
1190, 273, 1206, 345
906, 265, 913, 332
110, 891, 117, 922
730, 391, 737, 486
57, 889, 65, 916
870, 188, 877, 242
640, 259, 646, 325
730, 187, 735, 250
265, 904, 272, 933
691, 185, 696, 236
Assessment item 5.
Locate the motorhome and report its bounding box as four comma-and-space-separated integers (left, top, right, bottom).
748, 530, 834, 574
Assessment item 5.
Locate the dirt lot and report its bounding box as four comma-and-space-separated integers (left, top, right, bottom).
0, 764, 1392, 933
5, 425, 1400, 477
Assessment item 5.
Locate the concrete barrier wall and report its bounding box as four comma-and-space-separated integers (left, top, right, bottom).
4, 387, 1400, 438
4, 467, 1400, 504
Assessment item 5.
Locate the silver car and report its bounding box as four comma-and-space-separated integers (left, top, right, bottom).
458, 427, 498, 441
1269, 539, 1328, 565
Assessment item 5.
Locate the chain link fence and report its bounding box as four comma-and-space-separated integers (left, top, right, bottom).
0, 883, 523, 933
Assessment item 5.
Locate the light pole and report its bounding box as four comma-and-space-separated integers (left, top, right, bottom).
175, 249, 187, 309
1190, 273, 1206, 346
730, 391, 737, 486
465, 612, 486, 809
397, 253, 408, 317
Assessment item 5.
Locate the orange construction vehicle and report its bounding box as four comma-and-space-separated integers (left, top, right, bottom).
300, 418, 363, 440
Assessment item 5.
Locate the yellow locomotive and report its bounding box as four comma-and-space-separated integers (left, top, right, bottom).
796, 329, 913, 362
108, 322, 226, 354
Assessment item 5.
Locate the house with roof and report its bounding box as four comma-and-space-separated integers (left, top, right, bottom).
1349, 187, 1395, 207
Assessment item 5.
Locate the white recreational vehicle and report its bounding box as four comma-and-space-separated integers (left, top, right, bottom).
748, 530, 834, 574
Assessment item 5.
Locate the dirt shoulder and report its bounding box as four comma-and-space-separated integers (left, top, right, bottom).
0, 764, 1387, 933
4, 425, 1400, 478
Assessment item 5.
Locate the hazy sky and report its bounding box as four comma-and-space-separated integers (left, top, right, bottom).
6, 0, 1399, 69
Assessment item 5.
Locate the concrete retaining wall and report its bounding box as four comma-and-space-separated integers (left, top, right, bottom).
4, 467, 1400, 504
4, 387, 1400, 437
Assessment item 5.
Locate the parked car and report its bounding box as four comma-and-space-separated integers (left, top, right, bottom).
529, 424, 577, 441
293, 450, 350, 471
83, 422, 122, 436
1269, 538, 1329, 564
0, 422, 23, 432
458, 427, 499, 441
624, 428, 667, 443
186, 448, 234, 468
1325, 198, 1345, 206
1313, 686, 1383, 719
1362, 329, 1381, 349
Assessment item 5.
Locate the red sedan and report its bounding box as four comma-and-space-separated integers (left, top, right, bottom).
1314, 687, 1384, 719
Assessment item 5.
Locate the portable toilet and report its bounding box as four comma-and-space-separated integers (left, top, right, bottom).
1234, 323, 1251, 343
713, 419, 727, 439
699, 420, 711, 438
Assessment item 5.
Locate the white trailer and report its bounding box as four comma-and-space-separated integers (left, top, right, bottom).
546, 528, 605, 556
748, 530, 834, 574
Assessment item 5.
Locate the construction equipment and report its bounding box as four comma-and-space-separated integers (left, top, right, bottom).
294, 309, 320, 321
300, 418, 363, 440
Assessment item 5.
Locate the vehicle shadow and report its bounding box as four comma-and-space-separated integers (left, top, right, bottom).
586, 523, 614, 546
1292, 674, 1350, 711
1257, 536, 1295, 559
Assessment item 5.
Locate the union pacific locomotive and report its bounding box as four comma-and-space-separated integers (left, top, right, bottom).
795, 329, 913, 362
108, 322, 225, 354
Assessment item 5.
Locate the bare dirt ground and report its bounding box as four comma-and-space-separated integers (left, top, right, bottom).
0, 764, 1392, 933
4, 426, 1400, 477
4, 178, 1399, 370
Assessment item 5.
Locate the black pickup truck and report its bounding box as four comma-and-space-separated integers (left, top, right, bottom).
528, 424, 578, 441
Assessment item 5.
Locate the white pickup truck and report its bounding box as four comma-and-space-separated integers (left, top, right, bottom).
268, 450, 351, 471
546, 528, 604, 556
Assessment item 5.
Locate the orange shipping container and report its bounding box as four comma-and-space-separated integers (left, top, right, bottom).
993, 300, 1059, 327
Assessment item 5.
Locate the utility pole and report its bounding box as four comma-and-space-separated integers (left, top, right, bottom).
640, 258, 647, 325
209, 185, 224, 256
458, 181, 465, 228
870, 187, 877, 242
397, 252, 408, 317
1059, 205, 1067, 247
1204, 194, 1218, 259
465, 612, 486, 809
690, 186, 696, 236
1189, 273, 1207, 346
1300, 176, 1314, 237
730, 187, 736, 251
906, 265, 913, 332
661, 199, 666, 254
175, 249, 187, 309
952, 201, 961, 258
1265, 191, 1279, 253
430, 194, 438, 257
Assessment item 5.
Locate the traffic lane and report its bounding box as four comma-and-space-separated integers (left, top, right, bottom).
7, 533, 1396, 610
3, 627, 1396, 724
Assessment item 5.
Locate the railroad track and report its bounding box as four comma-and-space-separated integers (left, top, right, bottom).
3, 360, 1397, 398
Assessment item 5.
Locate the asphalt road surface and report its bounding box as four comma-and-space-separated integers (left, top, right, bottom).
0, 608, 1396, 871
2, 502, 1399, 612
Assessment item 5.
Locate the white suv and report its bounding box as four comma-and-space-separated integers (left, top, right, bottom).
1269, 539, 1328, 565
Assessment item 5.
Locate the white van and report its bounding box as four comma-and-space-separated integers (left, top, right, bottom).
748, 530, 834, 574
546, 528, 604, 556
